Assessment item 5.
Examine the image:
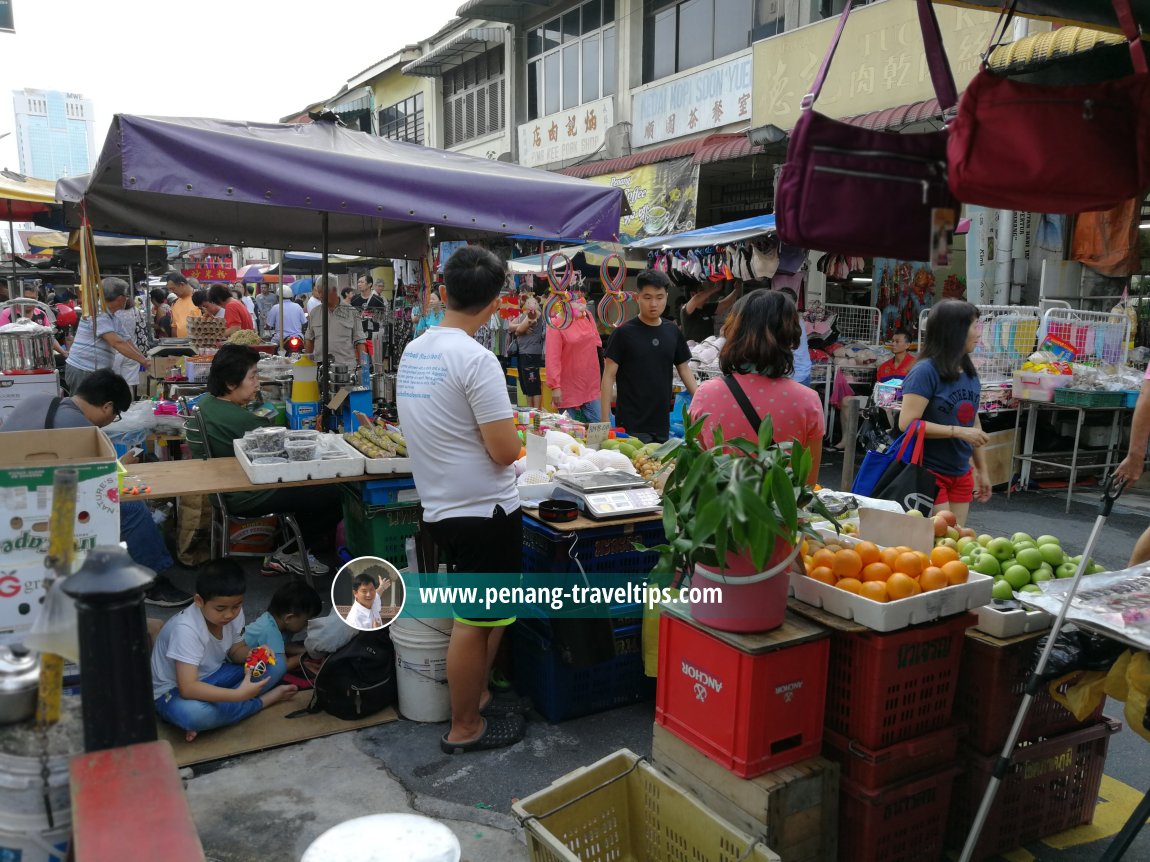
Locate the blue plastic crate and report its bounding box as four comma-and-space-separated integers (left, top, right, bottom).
512, 620, 652, 722
1123, 390, 1140, 409
357, 476, 420, 507
522, 517, 665, 576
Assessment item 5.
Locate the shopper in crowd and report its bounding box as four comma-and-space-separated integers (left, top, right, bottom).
600, 269, 698, 443
545, 294, 602, 422
151, 560, 298, 743
878, 329, 915, 382
304, 275, 367, 369
64, 278, 150, 393
242, 581, 323, 682
192, 344, 342, 576
413, 293, 445, 338
688, 289, 824, 474
265, 289, 307, 340
510, 289, 546, 409
306, 280, 323, 314
254, 282, 279, 329
205, 284, 254, 335
773, 284, 811, 387
899, 300, 990, 525
396, 246, 526, 755
0, 282, 50, 326
1114, 367, 1150, 564
0, 368, 193, 607
237, 283, 256, 318
165, 271, 200, 338
151, 288, 173, 339
113, 285, 152, 396
339, 287, 355, 305
680, 282, 741, 343
351, 274, 386, 310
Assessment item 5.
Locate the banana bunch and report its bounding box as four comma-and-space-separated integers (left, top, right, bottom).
344, 425, 407, 459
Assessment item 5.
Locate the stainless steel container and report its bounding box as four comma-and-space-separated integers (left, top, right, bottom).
373, 371, 396, 402
0, 299, 58, 373
0, 646, 40, 726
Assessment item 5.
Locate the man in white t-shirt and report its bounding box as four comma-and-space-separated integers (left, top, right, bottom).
344, 572, 385, 629
397, 246, 525, 755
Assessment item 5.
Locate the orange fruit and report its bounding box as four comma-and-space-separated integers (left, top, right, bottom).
808, 566, 836, 585
941, 560, 969, 585
803, 555, 814, 572
858, 581, 889, 603
920, 567, 949, 591
887, 573, 919, 600
894, 552, 923, 579
879, 547, 900, 569
835, 577, 863, 594
854, 541, 881, 567
894, 546, 912, 555
831, 549, 863, 579
811, 549, 836, 571
930, 546, 960, 567
861, 562, 893, 582
915, 551, 932, 570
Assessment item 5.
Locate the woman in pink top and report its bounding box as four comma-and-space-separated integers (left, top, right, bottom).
688, 289, 824, 476
545, 295, 603, 422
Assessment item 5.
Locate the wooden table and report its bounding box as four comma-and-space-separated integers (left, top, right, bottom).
125, 457, 373, 501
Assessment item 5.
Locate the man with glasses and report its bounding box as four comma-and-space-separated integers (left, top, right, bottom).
0, 368, 193, 607
64, 277, 150, 393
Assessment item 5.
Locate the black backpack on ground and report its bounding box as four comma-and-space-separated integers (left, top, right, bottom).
288, 629, 397, 721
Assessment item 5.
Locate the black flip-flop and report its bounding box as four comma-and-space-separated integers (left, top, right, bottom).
440, 715, 525, 755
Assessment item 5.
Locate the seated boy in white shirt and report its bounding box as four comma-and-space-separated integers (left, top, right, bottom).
344, 571, 391, 630
151, 560, 298, 741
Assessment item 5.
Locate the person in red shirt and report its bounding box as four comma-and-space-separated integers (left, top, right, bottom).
206, 284, 254, 335
545, 294, 603, 421
877, 329, 915, 382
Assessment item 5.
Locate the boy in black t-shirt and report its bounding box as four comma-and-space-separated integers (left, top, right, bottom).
600, 270, 698, 443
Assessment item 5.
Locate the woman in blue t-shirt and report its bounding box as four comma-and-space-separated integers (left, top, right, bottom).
898, 300, 991, 525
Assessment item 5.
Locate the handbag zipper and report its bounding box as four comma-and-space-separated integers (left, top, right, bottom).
812, 144, 941, 165
813, 165, 939, 205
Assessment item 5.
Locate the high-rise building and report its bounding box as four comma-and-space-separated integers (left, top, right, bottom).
11, 88, 96, 180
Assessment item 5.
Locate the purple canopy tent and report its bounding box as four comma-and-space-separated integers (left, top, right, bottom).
56, 113, 626, 406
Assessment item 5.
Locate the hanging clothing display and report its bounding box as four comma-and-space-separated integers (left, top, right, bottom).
644, 236, 803, 285
872, 259, 934, 342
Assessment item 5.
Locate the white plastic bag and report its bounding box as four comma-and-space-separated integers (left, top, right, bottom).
304, 606, 356, 656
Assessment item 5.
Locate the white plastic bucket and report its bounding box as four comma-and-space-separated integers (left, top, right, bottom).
302, 813, 461, 862
391, 617, 453, 723
0, 750, 72, 862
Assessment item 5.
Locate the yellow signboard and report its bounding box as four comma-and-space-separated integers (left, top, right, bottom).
752, 3, 1026, 130
586, 157, 700, 243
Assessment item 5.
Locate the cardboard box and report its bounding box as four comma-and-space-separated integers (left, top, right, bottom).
0, 371, 61, 430
0, 428, 120, 641
287, 400, 320, 431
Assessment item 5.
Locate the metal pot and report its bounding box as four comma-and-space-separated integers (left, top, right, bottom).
0, 646, 40, 726
0, 299, 58, 374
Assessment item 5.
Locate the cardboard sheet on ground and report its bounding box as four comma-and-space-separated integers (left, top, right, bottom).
158, 699, 398, 767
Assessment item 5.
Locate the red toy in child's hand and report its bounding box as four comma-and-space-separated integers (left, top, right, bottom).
246, 646, 276, 681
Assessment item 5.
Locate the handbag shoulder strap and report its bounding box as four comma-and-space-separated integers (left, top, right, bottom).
722, 375, 764, 433
805, 0, 957, 111
45, 396, 63, 430
1113, 0, 1148, 74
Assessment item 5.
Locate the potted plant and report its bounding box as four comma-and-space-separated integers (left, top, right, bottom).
644, 411, 836, 633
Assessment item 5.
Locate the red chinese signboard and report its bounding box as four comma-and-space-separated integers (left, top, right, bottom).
182, 267, 237, 283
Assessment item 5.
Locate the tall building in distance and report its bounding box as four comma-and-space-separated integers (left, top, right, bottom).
11, 88, 96, 179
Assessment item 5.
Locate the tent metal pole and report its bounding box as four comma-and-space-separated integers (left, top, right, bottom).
7, 201, 16, 291
320, 213, 330, 426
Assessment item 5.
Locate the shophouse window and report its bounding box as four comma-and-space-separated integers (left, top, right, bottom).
808, 0, 881, 24
526, 0, 617, 121
379, 93, 425, 145
443, 47, 506, 148
642, 0, 753, 83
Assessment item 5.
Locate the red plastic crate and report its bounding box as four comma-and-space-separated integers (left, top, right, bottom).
655, 607, 830, 779
823, 723, 963, 792
947, 717, 1120, 861
825, 613, 971, 750
840, 765, 961, 862
954, 630, 1106, 755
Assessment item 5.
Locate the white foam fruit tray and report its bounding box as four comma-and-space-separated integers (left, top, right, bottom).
234, 434, 366, 484
363, 455, 412, 475
974, 603, 1053, 638
789, 570, 994, 633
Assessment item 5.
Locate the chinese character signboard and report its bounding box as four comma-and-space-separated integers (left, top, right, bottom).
585, 156, 699, 243
0, 1, 13, 33
631, 53, 752, 149
182, 267, 237, 283
518, 98, 614, 169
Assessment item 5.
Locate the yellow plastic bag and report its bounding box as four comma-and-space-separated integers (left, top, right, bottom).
1125, 652, 1150, 744
642, 602, 660, 678
1049, 670, 1108, 721
1105, 650, 1133, 702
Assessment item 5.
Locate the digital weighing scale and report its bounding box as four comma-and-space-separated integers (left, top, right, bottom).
551, 471, 661, 520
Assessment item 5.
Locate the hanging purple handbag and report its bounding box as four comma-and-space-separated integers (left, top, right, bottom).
774, 0, 960, 261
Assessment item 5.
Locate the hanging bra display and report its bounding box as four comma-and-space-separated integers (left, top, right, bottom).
815, 254, 867, 281
644, 236, 807, 284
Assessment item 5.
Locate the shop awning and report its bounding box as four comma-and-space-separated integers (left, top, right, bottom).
628, 214, 776, 250
840, 99, 944, 132
455, 0, 553, 23
26, 231, 167, 252
56, 114, 625, 258
932, 1, 1150, 31
402, 27, 505, 77
0, 170, 57, 220
560, 134, 763, 180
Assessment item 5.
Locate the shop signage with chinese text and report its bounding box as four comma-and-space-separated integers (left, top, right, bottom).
183, 267, 237, 283
631, 53, 752, 148
518, 98, 614, 169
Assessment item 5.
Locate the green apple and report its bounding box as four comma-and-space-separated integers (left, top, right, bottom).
1013, 541, 1037, 553
1088, 563, 1106, 575
1011, 532, 1035, 544
1036, 535, 1060, 547
973, 555, 1001, 577
1032, 571, 1053, 583
1055, 563, 1077, 579
1020, 583, 1043, 594
977, 534, 993, 547
957, 538, 977, 555
1039, 544, 1066, 567
1016, 547, 1045, 571
946, 527, 961, 541
937, 538, 959, 549
1069, 554, 1083, 564
988, 538, 1015, 562
1003, 565, 1032, 590
991, 579, 1015, 600
907, 509, 925, 518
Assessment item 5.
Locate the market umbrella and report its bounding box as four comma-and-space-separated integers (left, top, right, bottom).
291, 277, 313, 297
237, 263, 266, 282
